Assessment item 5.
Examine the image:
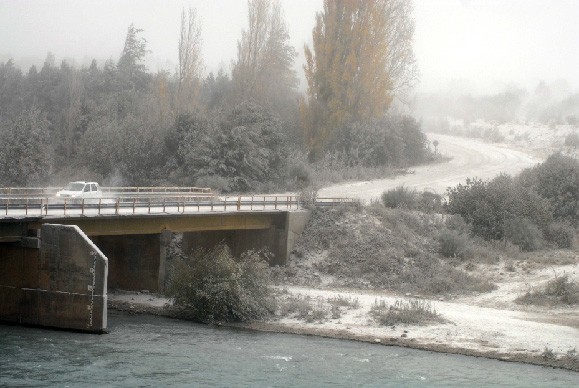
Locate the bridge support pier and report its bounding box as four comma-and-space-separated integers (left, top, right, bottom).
0, 224, 108, 332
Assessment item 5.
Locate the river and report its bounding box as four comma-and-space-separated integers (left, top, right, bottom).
1, 311, 578, 387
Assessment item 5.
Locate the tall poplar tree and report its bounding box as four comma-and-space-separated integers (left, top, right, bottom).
301, 0, 417, 154
177, 7, 203, 113
231, 0, 298, 115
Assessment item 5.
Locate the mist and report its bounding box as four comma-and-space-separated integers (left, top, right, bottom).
1, 0, 578, 95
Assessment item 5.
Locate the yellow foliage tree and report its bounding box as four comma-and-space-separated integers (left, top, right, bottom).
301, 0, 416, 155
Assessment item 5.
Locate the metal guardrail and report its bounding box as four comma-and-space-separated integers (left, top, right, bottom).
0, 186, 214, 197
0, 189, 359, 218
0, 195, 302, 217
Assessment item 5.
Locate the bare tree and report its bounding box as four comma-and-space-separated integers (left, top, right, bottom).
231, 0, 297, 113
384, 0, 418, 103
177, 7, 203, 113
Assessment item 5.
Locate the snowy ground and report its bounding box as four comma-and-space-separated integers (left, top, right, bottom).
110, 130, 579, 370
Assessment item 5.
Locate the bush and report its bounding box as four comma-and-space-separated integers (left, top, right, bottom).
437, 229, 471, 259
370, 299, 442, 326
545, 221, 576, 249
382, 186, 417, 209
278, 295, 329, 323
287, 161, 312, 188
167, 243, 275, 322
327, 115, 430, 168
503, 217, 544, 252
418, 191, 444, 213
445, 215, 471, 234
518, 153, 579, 225
516, 275, 579, 305
446, 175, 552, 241
564, 132, 579, 149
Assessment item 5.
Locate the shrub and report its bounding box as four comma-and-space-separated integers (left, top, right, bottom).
437, 229, 471, 259
564, 132, 579, 149
446, 175, 552, 241
518, 153, 579, 225
370, 299, 442, 326
278, 295, 328, 323
287, 161, 312, 188
382, 186, 418, 209
327, 115, 430, 168
503, 217, 544, 252
167, 243, 275, 322
445, 214, 471, 234
545, 221, 576, 249
417, 191, 443, 213
515, 275, 579, 306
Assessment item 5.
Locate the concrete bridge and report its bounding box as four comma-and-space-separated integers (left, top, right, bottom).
0, 187, 337, 333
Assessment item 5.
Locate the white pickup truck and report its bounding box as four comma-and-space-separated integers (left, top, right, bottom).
56, 181, 103, 201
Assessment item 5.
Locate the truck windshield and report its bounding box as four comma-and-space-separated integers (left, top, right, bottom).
63, 183, 85, 191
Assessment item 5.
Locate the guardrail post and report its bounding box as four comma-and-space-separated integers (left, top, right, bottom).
148, 198, 151, 214
25, 198, 28, 215
211, 198, 214, 212
250, 196, 253, 210
132, 198, 136, 214
81, 199, 85, 215
115, 198, 119, 215
98, 198, 102, 215
263, 196, 266, 210
163, 198, 166, 213
237, 196, 241, 211
275, 196, 278, 210
224, 197, 227, 211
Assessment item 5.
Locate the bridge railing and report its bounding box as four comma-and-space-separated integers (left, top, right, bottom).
0, 186, 214, 197
0, 195, 303, 217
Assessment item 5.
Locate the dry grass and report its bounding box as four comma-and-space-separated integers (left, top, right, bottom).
515, 274, 579, 306
370, 298, 444, 326
277, 294, 361, 322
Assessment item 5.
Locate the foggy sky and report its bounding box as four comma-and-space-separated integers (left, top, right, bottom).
1, 0, 578, 94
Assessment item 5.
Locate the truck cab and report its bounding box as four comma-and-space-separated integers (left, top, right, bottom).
56, 181, 102, 200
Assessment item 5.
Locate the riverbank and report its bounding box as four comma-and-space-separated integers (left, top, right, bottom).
108, 270, 579, 373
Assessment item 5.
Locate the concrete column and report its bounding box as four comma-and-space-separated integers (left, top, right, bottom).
0, 224, 108, 333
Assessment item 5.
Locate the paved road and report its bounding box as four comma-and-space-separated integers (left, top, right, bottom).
318, 133, 539, 202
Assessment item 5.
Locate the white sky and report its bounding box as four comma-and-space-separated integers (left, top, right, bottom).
0, 0, 578, 94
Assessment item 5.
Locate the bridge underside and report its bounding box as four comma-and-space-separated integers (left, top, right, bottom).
0, 210, 310, 332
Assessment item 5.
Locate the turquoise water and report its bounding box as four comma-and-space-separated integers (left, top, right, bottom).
1, 311, 578, 387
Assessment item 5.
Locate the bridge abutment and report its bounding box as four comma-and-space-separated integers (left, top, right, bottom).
0, 224, 108, 332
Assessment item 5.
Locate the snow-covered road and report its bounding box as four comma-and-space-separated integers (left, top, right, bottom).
319, 133, 539, 202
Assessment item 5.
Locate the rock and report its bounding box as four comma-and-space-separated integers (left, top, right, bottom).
374, 339, 381, 343
401, 333, 408, 338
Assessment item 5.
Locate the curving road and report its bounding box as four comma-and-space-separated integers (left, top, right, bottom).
318, 133, 540, 202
